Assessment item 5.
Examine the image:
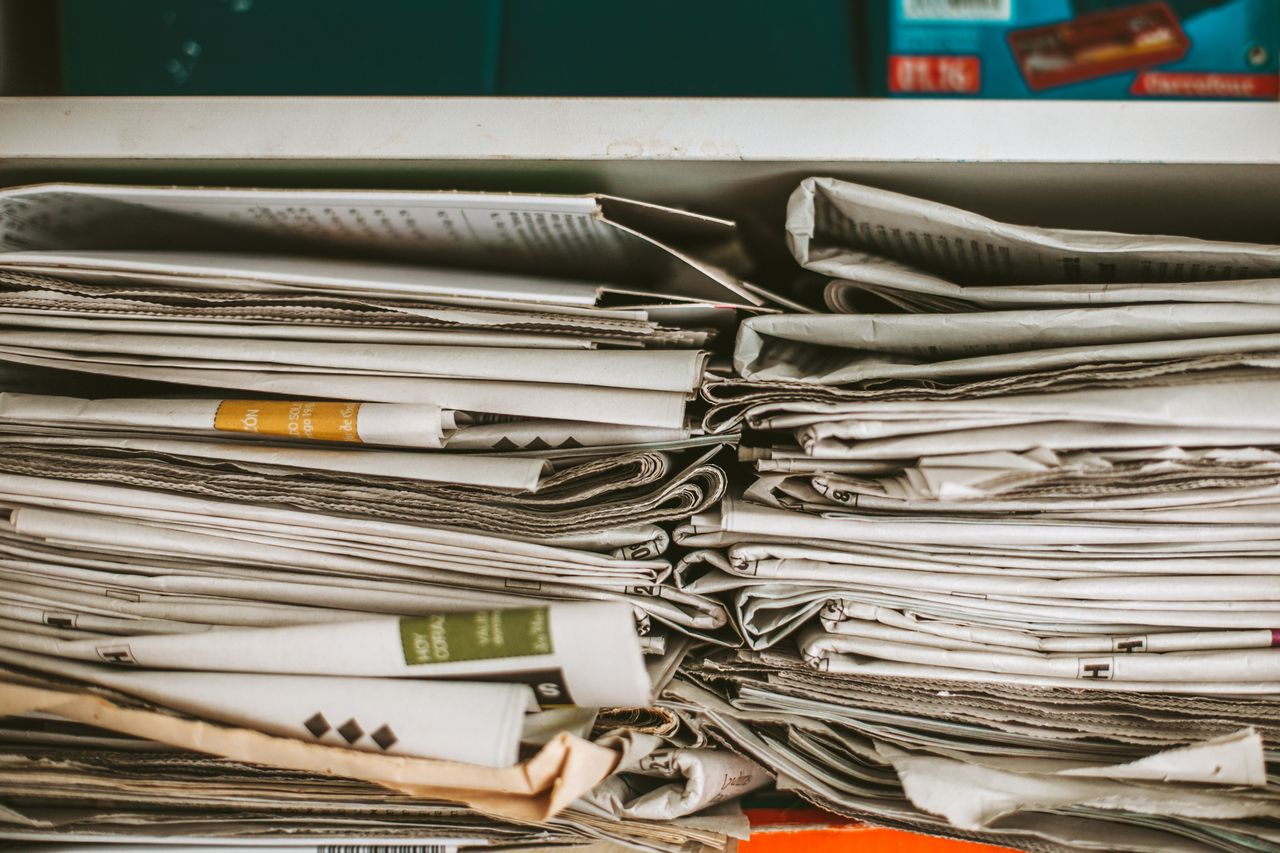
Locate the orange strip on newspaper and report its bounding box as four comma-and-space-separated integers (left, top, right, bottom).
214, 400, 361, 443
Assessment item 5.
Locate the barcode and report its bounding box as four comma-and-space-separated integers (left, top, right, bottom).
902, 0, 1010, 21
317, 846, 456, 853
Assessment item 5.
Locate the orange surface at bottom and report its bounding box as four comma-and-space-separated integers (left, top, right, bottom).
741, 811, 1015, 853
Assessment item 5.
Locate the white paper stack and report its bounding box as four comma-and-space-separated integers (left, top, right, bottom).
0, 182, 789, 443
0, 181, 765, 815
692, 178, 1280, 683
668, 178, 1280, 852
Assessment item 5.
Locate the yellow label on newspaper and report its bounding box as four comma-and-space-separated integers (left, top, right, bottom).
214, 400, 361, 443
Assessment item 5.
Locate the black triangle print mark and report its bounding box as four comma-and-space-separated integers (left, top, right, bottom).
304, 713, 330, 738
370, 724, 398, 750
337, 718, 364, 744
492, 437, 519, 451
557, 437, 584, 449
524, 437, 551, 451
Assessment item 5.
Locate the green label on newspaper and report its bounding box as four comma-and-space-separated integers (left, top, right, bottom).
399, 607, 553, 665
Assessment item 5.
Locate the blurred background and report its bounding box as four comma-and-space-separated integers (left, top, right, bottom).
0, 0, 1276, 99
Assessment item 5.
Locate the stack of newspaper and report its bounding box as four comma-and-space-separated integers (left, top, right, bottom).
674, 178, 1280, 850
0, 182, 766, 440
0, 182, 758, 645
668, 651, 1280, 853
14, 175, 1280, 852
2, 686, 766, 852
0, 182, 774, 849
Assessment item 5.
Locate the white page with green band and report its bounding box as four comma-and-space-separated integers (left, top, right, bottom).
1, 601, 651, 709
0, 645, 531, 767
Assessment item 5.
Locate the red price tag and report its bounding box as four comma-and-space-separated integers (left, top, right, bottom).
1131, 71, 1279, 99
889, 55, 982, 94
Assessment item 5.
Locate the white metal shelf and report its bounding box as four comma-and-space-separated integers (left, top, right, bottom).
0, 97, 1277, 165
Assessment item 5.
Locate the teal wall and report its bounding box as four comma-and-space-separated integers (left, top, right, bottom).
61, 0, 863, 96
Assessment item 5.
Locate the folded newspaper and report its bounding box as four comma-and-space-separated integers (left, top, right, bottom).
0, 182, 781, 308
786, 176, 1280, 310
0, 705, 757, 853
